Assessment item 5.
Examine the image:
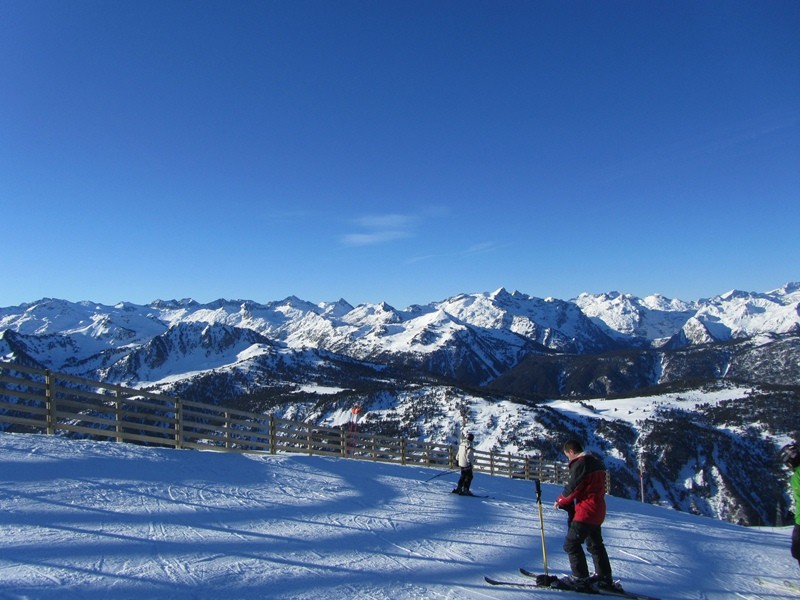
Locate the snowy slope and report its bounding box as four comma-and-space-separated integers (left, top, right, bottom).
0, 432, 797, 600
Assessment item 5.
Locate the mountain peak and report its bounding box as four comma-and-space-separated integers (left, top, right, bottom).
150, 298, 198, 309
489, 287, 511, 300
772, 281, 800, 295
319, 299, 355, 318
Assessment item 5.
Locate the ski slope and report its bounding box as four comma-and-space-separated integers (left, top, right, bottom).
0, 432, 796, 599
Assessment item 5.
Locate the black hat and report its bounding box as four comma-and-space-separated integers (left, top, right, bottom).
466, 433, 474, 441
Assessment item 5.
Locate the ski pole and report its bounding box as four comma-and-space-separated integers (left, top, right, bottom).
535, 478, 549, 575
424, 468, 457, 482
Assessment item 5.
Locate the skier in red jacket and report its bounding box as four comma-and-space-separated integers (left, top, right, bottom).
553, 439, 616, 592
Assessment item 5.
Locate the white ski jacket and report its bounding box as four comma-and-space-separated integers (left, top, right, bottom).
457, 440, 474, 468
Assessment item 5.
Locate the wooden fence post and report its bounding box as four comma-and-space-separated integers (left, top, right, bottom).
114, 385, 123, 442
174, 397, 183, 449
224, 410, 231, 450
44, 370, 55, 435
269, 415, 276, 454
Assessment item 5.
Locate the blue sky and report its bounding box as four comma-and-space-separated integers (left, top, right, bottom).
2, 1, 798, 309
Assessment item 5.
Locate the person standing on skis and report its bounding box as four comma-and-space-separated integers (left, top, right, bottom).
552, 439, 618, 592
452, 433, 475, 496
780, 442, 800, 567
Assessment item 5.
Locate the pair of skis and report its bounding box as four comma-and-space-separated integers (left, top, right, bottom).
484, 568, 660, 599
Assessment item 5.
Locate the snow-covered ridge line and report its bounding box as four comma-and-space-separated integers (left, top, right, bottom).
2, 282, 798, 369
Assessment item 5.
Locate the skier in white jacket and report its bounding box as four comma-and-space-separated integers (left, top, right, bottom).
452, 433, 475, 495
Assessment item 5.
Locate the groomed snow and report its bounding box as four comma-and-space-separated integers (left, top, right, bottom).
0, 432, 796, 599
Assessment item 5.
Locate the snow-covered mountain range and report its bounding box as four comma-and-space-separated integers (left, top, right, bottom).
1, 283, 799, 525
2, 283, 798, 385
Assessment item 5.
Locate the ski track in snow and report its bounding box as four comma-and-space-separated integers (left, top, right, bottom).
0, 432, 798, 599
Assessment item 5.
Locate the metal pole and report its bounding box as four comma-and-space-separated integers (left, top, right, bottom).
535, 479, 549, 575
639, 458, 645, 502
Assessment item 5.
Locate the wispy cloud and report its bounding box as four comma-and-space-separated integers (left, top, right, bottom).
339, 207, 476, 252
341, 230, 414, 246
355, 214, 416, 229
340, 213, 418, 247
594, 110, 800, 185
405, 241, 505, 264
462, 242, 500, 256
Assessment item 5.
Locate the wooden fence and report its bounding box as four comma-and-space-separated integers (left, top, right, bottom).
0, 360, 571, 484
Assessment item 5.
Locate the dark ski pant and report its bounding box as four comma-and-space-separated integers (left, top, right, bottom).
455, 467, 473, 493
563, 520, 612, 580
792, 524, 800, 566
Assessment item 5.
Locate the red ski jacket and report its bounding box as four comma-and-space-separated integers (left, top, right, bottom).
555, 452, 607, 526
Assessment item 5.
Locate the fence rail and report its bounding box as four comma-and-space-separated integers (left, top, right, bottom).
0, 361, 572, 485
